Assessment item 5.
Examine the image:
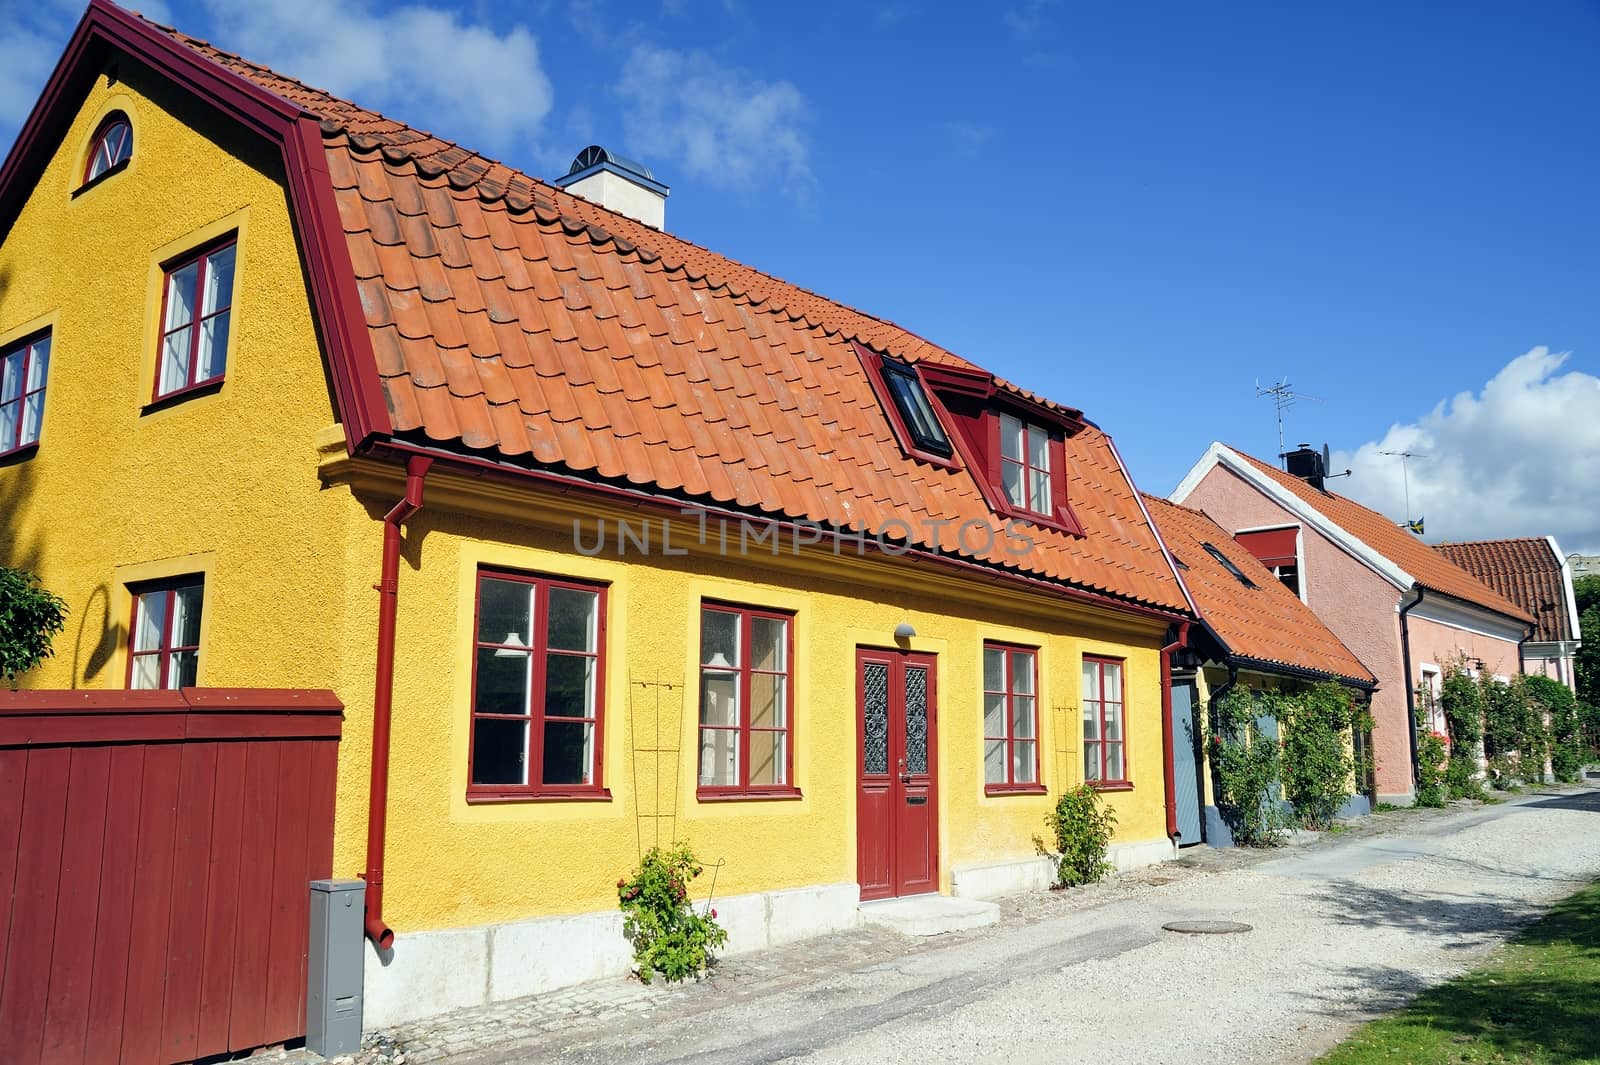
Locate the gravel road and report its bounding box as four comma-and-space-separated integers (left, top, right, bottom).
450, 786, 1600, 1065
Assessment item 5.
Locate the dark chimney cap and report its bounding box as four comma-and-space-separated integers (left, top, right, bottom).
1283, 444, 1327, 491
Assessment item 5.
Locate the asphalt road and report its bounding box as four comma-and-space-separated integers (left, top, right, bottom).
460, 787, 1600, 1065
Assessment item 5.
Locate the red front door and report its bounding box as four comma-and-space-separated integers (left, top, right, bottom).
856, 648, 939, 901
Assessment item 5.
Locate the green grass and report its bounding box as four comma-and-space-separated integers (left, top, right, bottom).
1374, 802, 1404, 812
1318, 881, 1600, 1063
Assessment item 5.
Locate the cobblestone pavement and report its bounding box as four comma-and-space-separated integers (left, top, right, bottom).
270, 786, 1600, 1065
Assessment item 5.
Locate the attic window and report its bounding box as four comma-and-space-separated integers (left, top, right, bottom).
1202, 542, 1257, 588
1000, 413, 1052, 515
880, 359, 952, 458
83, 114, 132, 185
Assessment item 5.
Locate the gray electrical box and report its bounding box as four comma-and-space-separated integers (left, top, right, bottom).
307, 879, 366, 1057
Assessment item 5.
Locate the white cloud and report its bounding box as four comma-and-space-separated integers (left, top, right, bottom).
199, 0, 553, 161
1333, 348, 1600, 553
613, 44, 811, 197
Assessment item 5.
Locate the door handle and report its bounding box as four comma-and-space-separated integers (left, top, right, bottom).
898, 757, 910, 784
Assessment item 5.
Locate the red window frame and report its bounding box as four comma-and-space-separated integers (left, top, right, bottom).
983, 642, 1045, 795
82, 114, 132, 187
1082, 655, 1130, 789
154, 237, 236, 403
697, 601, 800, 801
0, 331, 50, 457
467, 569, 609, 802
125, 576, 204, 690
999, 413, 1052, 517
985, 411, 1085, 536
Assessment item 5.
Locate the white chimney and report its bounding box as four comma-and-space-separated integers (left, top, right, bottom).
552, 145, 669, 229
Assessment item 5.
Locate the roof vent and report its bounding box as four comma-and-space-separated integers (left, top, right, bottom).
552, 145, 669, 230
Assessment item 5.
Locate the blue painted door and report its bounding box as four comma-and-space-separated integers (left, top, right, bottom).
1170, 681, 1204, 845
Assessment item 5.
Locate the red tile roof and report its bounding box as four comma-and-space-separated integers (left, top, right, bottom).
1436, 538, 1574, 642
1223, 449, 1533, 623
1142, 495, 1375, 685
144, 23, 1189, 614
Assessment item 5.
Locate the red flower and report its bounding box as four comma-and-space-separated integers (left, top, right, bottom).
617, 878, 626, 889
710, 908, 718, 919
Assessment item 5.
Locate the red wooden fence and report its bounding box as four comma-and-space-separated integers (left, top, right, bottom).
0, 689, 342, 1065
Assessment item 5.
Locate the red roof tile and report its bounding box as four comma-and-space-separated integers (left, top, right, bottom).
1143, 496, 1374, 685
1229, 449, 1534, 624
151, 22, 1187, 614
1436, 538, 1574, 643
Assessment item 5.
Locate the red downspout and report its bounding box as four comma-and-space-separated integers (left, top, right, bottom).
364, 454, 431, 948
1160, 621, 1191, 842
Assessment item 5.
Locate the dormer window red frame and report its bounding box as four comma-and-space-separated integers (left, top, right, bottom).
855, 344, 959, 470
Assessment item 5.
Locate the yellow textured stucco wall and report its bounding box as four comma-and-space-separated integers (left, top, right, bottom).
333, 464, 1170, 931
0, 58, 364, 693
2, 56, 1173, 938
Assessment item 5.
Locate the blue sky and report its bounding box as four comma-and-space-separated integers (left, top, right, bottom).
5, 0, 1599, 550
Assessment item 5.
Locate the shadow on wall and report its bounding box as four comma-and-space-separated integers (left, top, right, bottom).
0, 393, 121, 688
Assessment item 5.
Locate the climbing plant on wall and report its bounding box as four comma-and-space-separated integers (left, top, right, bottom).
1207, 688, 1290, 845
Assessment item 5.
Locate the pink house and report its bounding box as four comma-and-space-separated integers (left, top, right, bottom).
1172, 444, 1535, 804
1436, 538, 1584, 693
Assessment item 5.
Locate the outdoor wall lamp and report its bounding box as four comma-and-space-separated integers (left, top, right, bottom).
893, 622, 916, 640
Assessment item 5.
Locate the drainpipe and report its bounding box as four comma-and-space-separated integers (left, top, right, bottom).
364, 454, 431, 949
1160, 622, 1191, 842
1398, 587, 1425, 792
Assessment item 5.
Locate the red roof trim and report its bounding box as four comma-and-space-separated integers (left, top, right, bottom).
0, 0, 390, 451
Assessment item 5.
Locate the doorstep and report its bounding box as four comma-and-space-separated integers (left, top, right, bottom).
858, 894, 1001, 937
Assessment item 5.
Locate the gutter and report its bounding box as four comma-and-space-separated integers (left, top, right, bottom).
372, 439, 1192, 629
1160, 622, 1191, 842
363, 454, 431, 948
1398, 587, 1425, 790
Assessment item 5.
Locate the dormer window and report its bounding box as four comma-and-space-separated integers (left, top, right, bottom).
84, 114, 132, 185
880, 359, 952, 458
1000, 413, 1051, 515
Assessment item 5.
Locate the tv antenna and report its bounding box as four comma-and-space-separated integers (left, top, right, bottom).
1255, 377, 1321, 464
1378, 449, 1428, 528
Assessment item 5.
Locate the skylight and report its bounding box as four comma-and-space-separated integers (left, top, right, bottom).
1203, 542, 1257, 588
879, 359, 952, 458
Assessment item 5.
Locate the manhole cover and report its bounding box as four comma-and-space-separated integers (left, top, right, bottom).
1162, 920, 1253, 935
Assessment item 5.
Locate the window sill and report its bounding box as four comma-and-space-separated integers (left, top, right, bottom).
1089, 780, 1134, 792
0, 441, 39, 466
991, 498, 1086, 539
696, 786, 803, 803
72, 158, 130, 198
143, 376, 224, 414
985, 782, 1048, 797
466, 786, 613, 804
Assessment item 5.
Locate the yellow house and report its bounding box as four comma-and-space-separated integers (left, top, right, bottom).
0, 1, 1195, 1028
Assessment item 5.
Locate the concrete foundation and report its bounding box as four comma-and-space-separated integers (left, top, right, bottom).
364, 881, 861, 1026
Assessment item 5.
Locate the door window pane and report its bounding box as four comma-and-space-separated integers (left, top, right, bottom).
863, 661, 888, 775
904, 666, 928, 775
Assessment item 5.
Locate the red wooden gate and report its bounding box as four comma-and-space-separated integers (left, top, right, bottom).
0, 689, 342, 1065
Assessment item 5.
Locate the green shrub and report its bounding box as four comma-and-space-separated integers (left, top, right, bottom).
1439, 661, 1483, 798
1526, 674, 1581, 783
1414, 729, 1448, 807
617, 843, 727, 984
0, 568, 68, 684
1208, 688, 1291, 846
1036, 783, 1117, 888
1278, 683, 1361, 829
1482, 675, 1547, 788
